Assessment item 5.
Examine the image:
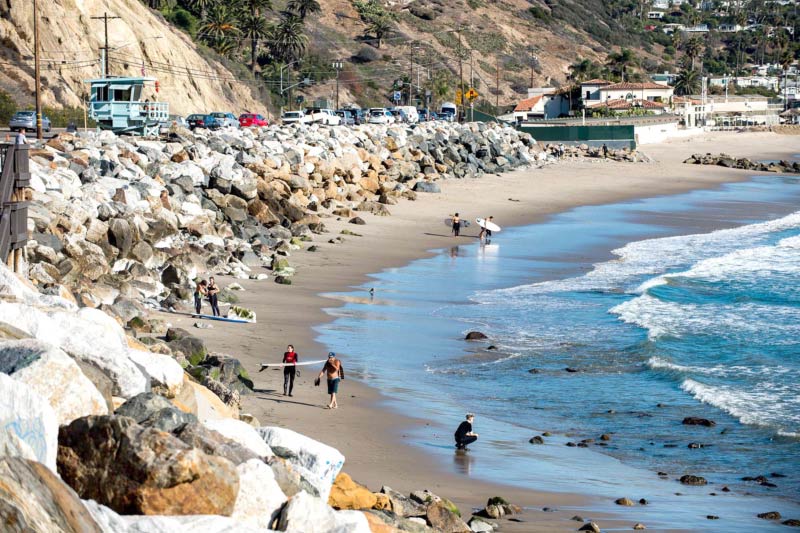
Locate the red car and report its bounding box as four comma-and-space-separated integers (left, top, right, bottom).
239, 113, 268, 127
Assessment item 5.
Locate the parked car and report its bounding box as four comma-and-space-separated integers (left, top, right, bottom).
335, 110, 355, 126
394, 105, 419, 123
187, 114, 221, 130
418, 109, 429, 122
210, 112, 239, 128
239, 113, 268, 127
439, 102, 458, 122
304, 107, 341, 125
281, 111, 308, 125
159, 114, 188, 132
367, 108, 393, 125
388, 109, 407, 123
352, 108, 366, 125
9, 110, 51, 132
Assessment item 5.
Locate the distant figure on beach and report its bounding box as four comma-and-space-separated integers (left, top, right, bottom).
455, 413, 479, 450
283, 344, 299, 396
602, 143, 609, 158
207, 277, 221, 317
369, 288, 375, 299
318, 352, 344, 409
15, 128, 27, 145
558, 143, 565, 159
193, 279, 208, 315
451, 213, 461, 237
66, 121, 77, 133
479, 216, 495, 240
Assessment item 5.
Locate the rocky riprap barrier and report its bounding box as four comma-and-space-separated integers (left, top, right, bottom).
0, 260, 502, 532
684, 153, 800, 173
544, 142, 648, 163
22, 122, 537, 324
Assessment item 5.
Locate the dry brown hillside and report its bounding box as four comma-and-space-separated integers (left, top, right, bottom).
0, 0, 261, 115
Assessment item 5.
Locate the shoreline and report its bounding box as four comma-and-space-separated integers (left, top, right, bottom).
166, 131, 800, 531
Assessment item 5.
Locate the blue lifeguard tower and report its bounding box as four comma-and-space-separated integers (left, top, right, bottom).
86, 77, 168, 136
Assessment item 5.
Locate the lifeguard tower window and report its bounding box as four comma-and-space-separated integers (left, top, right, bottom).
113, 87, 132, 102
97, 85, 109, 101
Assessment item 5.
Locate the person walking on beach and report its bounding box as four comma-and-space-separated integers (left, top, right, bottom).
207, 277, 221, 317
318, 352, 344, 409
602, 143, 609, 158
455, 413, 479, 450
479, 216, 495, 240
451, 213, 461, 237
193, 279, 208, 315
283, 345, 299, 396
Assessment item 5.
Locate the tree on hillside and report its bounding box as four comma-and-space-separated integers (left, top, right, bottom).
568, 58, 602, 83
674, 67, 700, 96
240, 0, 272, 73
682, 36, 704, 71
352, 0, 396, 48
267, 14, 308, 63
188, 0, 219, 21
287, 0, 321, 21
606, 48, 638, 82
199, 5, 241, 56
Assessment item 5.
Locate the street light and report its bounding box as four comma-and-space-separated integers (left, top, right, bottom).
280, 60, 303, 114
281, 77, 312, 111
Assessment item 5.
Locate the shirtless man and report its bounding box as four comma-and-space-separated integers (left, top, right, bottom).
318, 352, 344, 409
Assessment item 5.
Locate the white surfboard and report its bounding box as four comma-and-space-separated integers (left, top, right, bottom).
259, 359, 328, 370
476, 218, 501, 232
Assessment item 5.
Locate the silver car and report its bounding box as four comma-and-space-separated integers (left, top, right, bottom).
9, 110, 51, 132
210, 112, 239, 128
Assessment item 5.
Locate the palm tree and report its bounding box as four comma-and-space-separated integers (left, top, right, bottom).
682, 36, 704, 71
286, 0, 321, 20
367, 13, 394, 48
199, 5, 241, 54
606, 48, 637, 82
674, 67, 700, 96
189, 0, 219, 20
268, 15, 308, 63
240, 0, 272, 73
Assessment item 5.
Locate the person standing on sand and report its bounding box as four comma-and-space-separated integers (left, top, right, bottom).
193, 279, 208, 315
451, 212, 461, 237
207, 277, 221, 317
455, 413, 479, 450
602, 143, 609, 158
283, 345, 299, 396
318, 352, 344, 409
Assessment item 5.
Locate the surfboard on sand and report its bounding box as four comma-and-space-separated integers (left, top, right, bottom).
159, 308, 252, 324
476, 218, 501, 232
444, 218, 470, 227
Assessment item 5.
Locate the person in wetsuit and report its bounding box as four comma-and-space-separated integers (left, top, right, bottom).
452, 213, 461, 237
283, 345, 298, 396
455, 413, 479, 450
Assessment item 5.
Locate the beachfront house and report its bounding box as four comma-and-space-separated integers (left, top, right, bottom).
709, 76, 779, 92
513, 88, 570, 121
580, 80, 672, 115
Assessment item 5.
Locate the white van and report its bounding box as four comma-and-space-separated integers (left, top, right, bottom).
393, 106, 419, 124
440, 102, 458, 122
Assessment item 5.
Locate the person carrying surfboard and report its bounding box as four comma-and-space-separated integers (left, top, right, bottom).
478, 216, 496, 240
318, 352, 344, 409
451, 213, 461, 237
282, 345, 299, 396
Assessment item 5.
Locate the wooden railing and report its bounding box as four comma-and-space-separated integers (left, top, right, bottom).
0, 143, 30, 272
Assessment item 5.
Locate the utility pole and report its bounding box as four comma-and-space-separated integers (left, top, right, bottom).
332, 60, 343, 109
92, 12, 120, 77
495, 57, 500, 117
33, 0, 42, 139
469, 50, 474, 122
457, 29, 464, 121
408, 43, 414, 106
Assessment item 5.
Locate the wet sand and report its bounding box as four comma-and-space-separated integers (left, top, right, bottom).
161, 131, 799, 531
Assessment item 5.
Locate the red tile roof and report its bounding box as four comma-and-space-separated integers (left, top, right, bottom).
582, 79, 611, 85
514, 95, 543, 112
586, 98, 666, 110
602, 81, 671, 91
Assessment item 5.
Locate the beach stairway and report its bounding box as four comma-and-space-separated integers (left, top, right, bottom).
0, 142, 29, 272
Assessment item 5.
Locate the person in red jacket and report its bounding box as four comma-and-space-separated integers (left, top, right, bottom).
282, 345, 299, 396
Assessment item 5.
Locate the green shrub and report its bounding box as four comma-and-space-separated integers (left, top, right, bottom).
528, 6, 551, 22
0, 89, 16, 124
167, 8, 198, 37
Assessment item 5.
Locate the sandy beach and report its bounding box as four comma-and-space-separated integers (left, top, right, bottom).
160, 131, 800, 531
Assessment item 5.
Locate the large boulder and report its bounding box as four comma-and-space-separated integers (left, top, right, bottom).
0, 373, 58, 471
0, 303, 148, 398
0, 457, 102, 533
204, 418, 273, 458
0, 339, 108, 425
57, 415, 240, 515
115, 392, 197, 432
172, 421, 260, 465
328, 472, 378, 510
426, 501, 470, 533
231, 459, 287, 530
126, 349, 184, 398
380, 486, 427, 518
257, 427, 345, 502
278, 490, 370, 533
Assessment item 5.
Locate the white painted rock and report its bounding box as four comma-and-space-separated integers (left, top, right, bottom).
0, 303, 148, 398
278, 490, 370, 533
127, 349, 184, 398
257, 427, 345, 502
0, 373, 58, 471
232, 459, 287, 529
0, 339, 108, 425
205, 419, 273, 458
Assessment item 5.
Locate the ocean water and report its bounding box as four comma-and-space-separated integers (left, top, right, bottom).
317, 174, 800, 529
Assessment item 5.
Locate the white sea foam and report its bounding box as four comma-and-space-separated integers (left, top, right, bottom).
647, 357, 791, 377
610, 294, 800, 341
474, 210, 800, 303
681, 378, 800, 430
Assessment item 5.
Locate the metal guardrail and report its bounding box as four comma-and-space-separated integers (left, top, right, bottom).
0, 143, 29, 271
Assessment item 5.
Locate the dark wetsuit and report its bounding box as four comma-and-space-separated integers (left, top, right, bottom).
283, 351, 298, 395
207, 282, 220, 316
455, 421, 477, 449
452, 217, 461, 237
